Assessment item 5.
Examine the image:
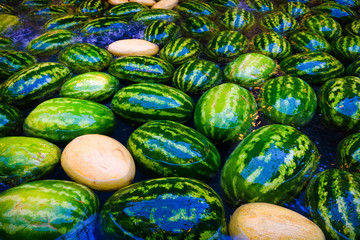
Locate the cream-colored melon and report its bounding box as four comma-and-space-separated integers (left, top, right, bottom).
152, 0, 178, 9
61, 134, 136, 191
108, 0, 129, 5
129, 0, 156, 6
229, 202, 325, 240
107, 39, 159, 56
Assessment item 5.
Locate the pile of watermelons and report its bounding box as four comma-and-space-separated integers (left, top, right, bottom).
0, 0, 359, 239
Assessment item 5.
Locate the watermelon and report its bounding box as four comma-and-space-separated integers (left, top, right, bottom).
172, 58, 222, 95
159, 37, 202, 66
111, 83, 194, 123
132, 9, 180, 24
0, 14, 19, 34
181, 16, 219, 40
20, 0, 51, 8
203, 0, 239, 10
0, 136, 60, 191
194, 83, 257, 143
60, 72, 120, 102
221, 124, 320, 207
305, 169, 360, 240
143, 20, 180, 46
301, 14, 342, 40
0, 62, 72, 108
288, 31, 331, 53
23, 97, 115, 144
26, 30, 77, 56
258, 76, 317, 126
0, 180, 99, 240
337, 133, 360, 172
204, 30, 248, 63
106, 2, 148, 18
81, 17, 128, 35
224, 52, 277, 88
0, 50, 37, 80
175, 0, 217, 18
346, 58, 360, 77
77, 0, 109, 16
0, 35, 13, 49
218, 8, 255, 32
331, 35, 360, 62
252, 31, 292, 60
279, 52, 344, 84
101, 177, 227, 239
31, 5, 68, 16
344, 19, 360, 36
0, 3, 14, 14
334, 0, 360, 8
246, 0, 274, 12
280, 2, 310, 19
127, 120, 220, 180
311, 2, 357, 23
260, 11, 298, 35
318, 76, 360, 132
0, 102, 22, 137
43, 15, 89, 30
58, 43, 112, 74
108, 56, 174, 84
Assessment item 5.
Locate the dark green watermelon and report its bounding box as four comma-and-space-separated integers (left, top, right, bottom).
337, 133, 360, 173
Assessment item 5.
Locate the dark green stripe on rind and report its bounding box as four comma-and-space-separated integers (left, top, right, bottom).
260, 11, 298, 35
23, 97, 115, 144
0, 3, 14, 14
101, 177, 227, 239
0, 62, 72, 107
127, 120, 220, 180
345, 19, 360, 36
318, 76, 360, 131
279, 52, 344, 84
143, 20, 179, 46
106, 2, 148, 18
77, 0, 109, 16
305, 169, 360, 240
246, 0, 274, 12
0, 102, 22, 137
0, 180, 99, 240
331, 35, 360, 62
0, 35, 13, 49
219, 8, 255, 32
111, 83, 194, 123
181, 16, 219, 40
108, 56, 174, 84
288, 31, 331, 53
346, 59, 360, 77
31, 5, 68, 16
221, 124, 320, 207
43, 15, 90, 30
337, 133, 360, 172
301, 14, 342, 40
311, 2, 357, 23
252, 31, 292, 60
280, 2, 310, 19
81, 17, 128, 35
0, 50, 37, 79
175, 1, 217, 18
132, 9, 180, 24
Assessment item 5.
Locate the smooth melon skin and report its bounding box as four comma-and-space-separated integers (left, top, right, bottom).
61, 134, 136, 191
229, 202, 325, 240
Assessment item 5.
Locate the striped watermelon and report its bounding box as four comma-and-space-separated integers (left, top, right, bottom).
203, 0, 239, 10
143, 20, 180, 46
0, 62, 72, 107
221, 124, 320, 207
279, 52, 344, 84
204, 30, 248, 63
224, 52, 277, 88
280, 2, 310, 19
175, 0, 217, 18
77, 0, 109, 16
0, 136, 60, 191
106, 2, 148, 18
26, 30, 77, 56
108, 56, 174, 84
181, 16, 219, 40
43, 15, 89, 30
301, 14, 342, 40
132, 9, 180, 24
0, 3, 14, 14
0, 50, 37, 80
337, 133, 360, 172
344, 19, 360, 36
23, 97, 115, 144
260, 11, 298, 35
346, 58, 360, 77
331, 35, 360, 62
252, 31, 292, 60
127, 120, 220, 180
159, 37, 202, 66
0, 14, 19, 34
0, 180, 99, 240
20, 0, 51, 8
311, 2, 357, 23
60, 72, 119, 102
111, 83, 194, 123
81, 17, 128, 35
246, 0, 274, 12
305, 169, 360, 240
194, 83, 257, 142
172, 59, 222, 95
58, 43, 112, 73
0, 102, 22, 137
62, 0, 82, 5
31, 5, 68, 16
318, 76, 360, 131
288, 31, 331, 53
258, 76, 317, 126
334, 0, 360, 8
218, 8, 255, 32
101, 177, 227, 239
0, 35, 13, 49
